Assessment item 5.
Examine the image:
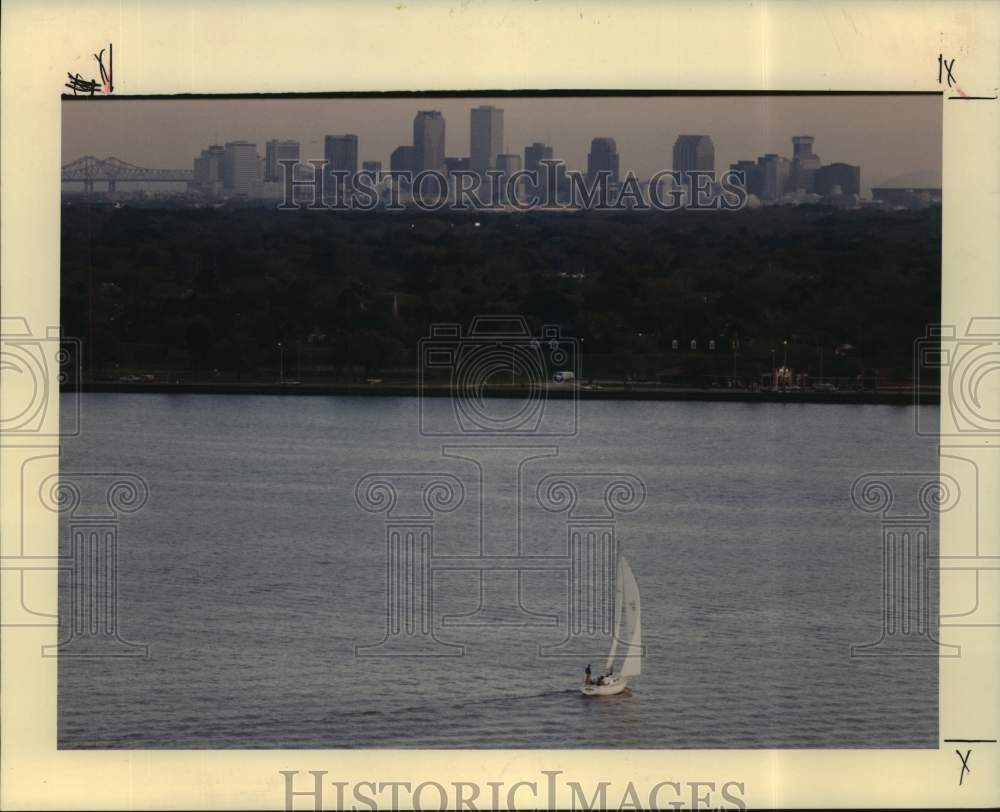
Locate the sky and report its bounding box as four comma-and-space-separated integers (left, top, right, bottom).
62, 95, 942, 194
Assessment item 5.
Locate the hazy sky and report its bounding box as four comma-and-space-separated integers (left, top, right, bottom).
62, 95, 942, 193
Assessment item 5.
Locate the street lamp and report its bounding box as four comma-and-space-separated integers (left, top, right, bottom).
277, 341, 284, 384
770, 348, 776, 390
731, 335, 738, 387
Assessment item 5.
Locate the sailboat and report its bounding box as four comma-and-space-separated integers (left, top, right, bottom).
580, 553, 642, 696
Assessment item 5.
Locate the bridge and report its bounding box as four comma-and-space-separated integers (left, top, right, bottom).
62, 156, 193, 192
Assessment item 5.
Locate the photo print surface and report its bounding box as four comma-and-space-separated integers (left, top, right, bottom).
57, 92, 943, 749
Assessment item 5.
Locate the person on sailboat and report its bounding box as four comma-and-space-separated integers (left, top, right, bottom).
584, 664, 593, 685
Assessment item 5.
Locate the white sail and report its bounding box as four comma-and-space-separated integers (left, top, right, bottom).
604, 557, 625, 674
617, 556, 642, 678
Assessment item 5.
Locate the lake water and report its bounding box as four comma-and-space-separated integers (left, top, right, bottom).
58, 394, 939, 748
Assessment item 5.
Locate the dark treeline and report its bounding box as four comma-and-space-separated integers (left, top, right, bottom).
60, 203, 940, 384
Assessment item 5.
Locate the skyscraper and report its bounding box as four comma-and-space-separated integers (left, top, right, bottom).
362, 160, 382, 174
815, 162, 861, 197
792, 135, 816, 160
495, 154, 522, 175
443, 157, 470, 174
587, 138, 620, 184
729, 159, 762, 197
324, 134, 359, 200
790, 136, 821, 192
757, 153, 791, 201
495, 153, 523, 202
672, 135, 715, 185
265, 139, 300, 182
390, 145, 415, 174
524, 142, 553, 174
194, 144, 226, 195
413, 111, 446, 174
470, 105, 503, 174
222, 141, 259, 196
324, 135, 359, 175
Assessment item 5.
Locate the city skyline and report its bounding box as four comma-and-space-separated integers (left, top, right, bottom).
62, 95, 942, 194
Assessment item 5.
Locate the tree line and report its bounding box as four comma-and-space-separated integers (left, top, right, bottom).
60, 203, 941, 384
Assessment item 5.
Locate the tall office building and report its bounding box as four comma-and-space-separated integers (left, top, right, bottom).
443, 157, 470, 174
324, 135, 359, 175
533, 145, 567, 197
729, 159, 762, 197
470, 105, 504, 174
265, 139, 300, 182
495, 153, 523, 202
790, 136, 821, 192
587, 138, 620, 184
495, 154, 522, 175
361, 160, 382, 174
815, 162, 861, 197
324, 134, 359, 199
390, 145, 415, 174
757, 153, 791, 201
222, 141, 259, 196
413, 111, 446, 173
194, 144, 226, 193
672, 135, 715, 185
792, 136, 817, 161
524, 142, 554, 174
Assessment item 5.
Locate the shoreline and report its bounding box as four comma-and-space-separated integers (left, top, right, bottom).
72, 382, 934, 405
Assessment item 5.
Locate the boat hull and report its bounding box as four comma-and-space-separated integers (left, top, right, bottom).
580, 676, 628, 696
